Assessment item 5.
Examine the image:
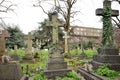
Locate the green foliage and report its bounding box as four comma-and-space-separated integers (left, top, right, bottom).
55, 71, 81, 80
6, 25, 25, 49
34, 72, 48, 80
96, 65, 119, 77
69, 49, 97, 57
66, 71, 81, 80
8, 49, 25, 57
102, 5, 113, 47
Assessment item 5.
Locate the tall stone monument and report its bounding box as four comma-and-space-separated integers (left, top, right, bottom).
92, 0, 120, 71
22, 32, 35, 63
63, 32, 70, 54
44, 11, 71, 79
0, 30, 23, 80
0, 30, 10, 57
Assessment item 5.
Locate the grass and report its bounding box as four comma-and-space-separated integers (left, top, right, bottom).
69, 49, 97, 57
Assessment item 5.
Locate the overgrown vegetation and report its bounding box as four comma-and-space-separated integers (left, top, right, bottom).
96, 65, 120, 77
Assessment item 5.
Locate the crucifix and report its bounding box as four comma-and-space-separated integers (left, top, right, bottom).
47, 12, 64, 44
63, 32, 70, 54
27, 32, 33, 54
0, 30, 10, 56
96, 0, 119, 46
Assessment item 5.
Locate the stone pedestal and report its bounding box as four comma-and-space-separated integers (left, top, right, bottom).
44, 54, 71, 79
11, 54, 21, 61
92, 48, 120, 71
21, 54, 35, 63
0, 62, 23, 80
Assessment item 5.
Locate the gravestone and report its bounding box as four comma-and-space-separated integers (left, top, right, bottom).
11, 45, 21, 61
92, 0, 120, 71
0, 30, 23, 80
22, 32, 35, 63
0, 30, 10, 57
44, 11, 71, 79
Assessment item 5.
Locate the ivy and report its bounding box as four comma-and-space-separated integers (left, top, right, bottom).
102, 5, 114, 47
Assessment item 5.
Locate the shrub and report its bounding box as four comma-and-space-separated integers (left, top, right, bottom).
96, 65, 119, 77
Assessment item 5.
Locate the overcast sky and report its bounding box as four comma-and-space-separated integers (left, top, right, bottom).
0, 0, 120, 34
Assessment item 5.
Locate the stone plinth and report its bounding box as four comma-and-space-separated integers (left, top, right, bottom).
0, 62, 23, 80
11, 54, 21, 61
92, 48, 120, 71
44, 68, 71, 79
21, 54, 35, 63
44, 54, 71, 79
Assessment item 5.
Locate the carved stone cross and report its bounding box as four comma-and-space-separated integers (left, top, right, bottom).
96, 0, 119, 46
96, 0, 119, 17
46, 12, 64, 44
0, 30, 10, 56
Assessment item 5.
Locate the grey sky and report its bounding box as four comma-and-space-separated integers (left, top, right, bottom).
0, 0, 120, 34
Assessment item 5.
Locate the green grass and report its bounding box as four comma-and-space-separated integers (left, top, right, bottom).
8, 49, 25, 57
69, 49, 97, 57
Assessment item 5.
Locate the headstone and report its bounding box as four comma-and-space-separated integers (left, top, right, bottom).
92, 0, 120, 71
44, 11, 71, 79
11, 45, 21, 61
22, 32, 35, 63
0, 30, 10, 57
0, 62, 23, 80
0, 30, 23, 80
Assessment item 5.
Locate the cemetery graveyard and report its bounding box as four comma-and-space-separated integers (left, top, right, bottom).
0, 0, 120, 80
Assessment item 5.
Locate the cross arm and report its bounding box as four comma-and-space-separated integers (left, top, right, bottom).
96, 8, 119, 17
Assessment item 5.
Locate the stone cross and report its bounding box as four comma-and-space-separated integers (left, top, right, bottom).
96, 0, 119, 46
0, 30, 10, 56
27, 32, 33, 54
47, 12, 64, 44
96, 1, 119, 17
63, 32, 70, 54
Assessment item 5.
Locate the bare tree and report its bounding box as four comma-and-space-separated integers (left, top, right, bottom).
0, 0, 16, 29
111, 0, 120, 28
0, 0, 15, 13
34, 0, 78, 32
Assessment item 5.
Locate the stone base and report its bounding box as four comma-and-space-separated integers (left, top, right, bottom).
20, 59, 35, 63
92, 48, 120, 71
21, 54, 35, 63
47, 62, 67, 70
11, 54, 21, 61
92, 61, 120, 71
44, 68, 71, 79
0, 62, 23, 80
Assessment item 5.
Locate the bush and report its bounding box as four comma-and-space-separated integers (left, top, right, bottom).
96, 65, 119, 77
34, 72, 48, 80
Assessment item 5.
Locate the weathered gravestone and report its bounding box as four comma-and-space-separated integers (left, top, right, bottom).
44, 11, 71, 79
0, 30, 23, 80
92, 0, 120, 71
11, 45, 21, 61
22, 32, 35, 63
0, 30, 10, 57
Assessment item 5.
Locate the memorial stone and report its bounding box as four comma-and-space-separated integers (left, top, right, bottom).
44, 11, 71, 79
22, 32, 35, 63
92, 0, 120, 71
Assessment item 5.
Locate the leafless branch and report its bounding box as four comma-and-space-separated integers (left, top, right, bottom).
0, 0, 16, 13
112, 18, 120, 28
